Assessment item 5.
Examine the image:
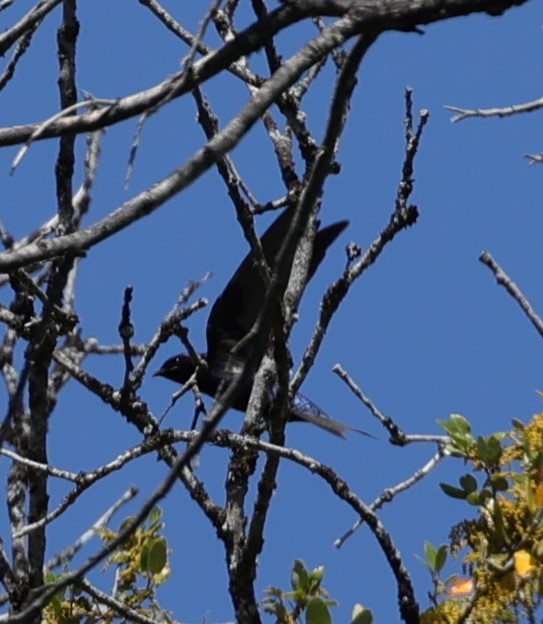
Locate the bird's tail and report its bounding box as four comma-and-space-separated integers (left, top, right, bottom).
289, 393, 371, 439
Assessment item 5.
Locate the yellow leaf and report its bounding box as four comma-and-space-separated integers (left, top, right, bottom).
447, 578, 474, 596
514, 550, 537, 577
536, 483, 543, 508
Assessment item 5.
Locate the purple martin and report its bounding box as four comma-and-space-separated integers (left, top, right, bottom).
155, 207, 352, 437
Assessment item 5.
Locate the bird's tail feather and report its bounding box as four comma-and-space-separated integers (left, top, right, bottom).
289, 393, 371, 439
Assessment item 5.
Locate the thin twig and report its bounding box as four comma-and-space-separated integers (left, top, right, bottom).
332, 364, 449, 445
480, 251, 543, 339
46, 487, 138, 570
182, 0, 224, 70
446, 96, 543, 123
0, 449, 79, 482
80, 579, 160, 624
10, 98, 115, 175
334, 449, 445, 548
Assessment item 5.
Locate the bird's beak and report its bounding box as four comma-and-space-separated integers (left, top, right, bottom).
153, 365, 166, 378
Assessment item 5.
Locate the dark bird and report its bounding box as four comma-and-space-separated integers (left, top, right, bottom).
155, 207, 353, 437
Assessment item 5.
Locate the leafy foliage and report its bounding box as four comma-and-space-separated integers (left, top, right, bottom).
420, 412, 543, 623
43, 508, 172, 624
263, 560, 373, 624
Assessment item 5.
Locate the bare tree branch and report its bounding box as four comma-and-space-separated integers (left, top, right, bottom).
480, 251, 543, 340
446, 95, 543, 122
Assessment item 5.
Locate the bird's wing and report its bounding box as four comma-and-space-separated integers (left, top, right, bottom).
206, 207, 348, 376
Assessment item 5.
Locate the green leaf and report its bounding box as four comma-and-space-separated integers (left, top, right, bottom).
443, 445, 471, 459
466, 491, 482, 506
44, 571, 69, 601
149, 506, 163, 525
424, 541, 437, 570
475, 437, 488, 462
435, 545, 448, 573
440, 483, 467, 500
440, 414, 476, 459
119, 516, 136, 532
490, 474, 509, 491
292, 560, 310, 592
424, 541, 447, 573
306, 597, 332, 624
118, 516, 137, 547
141, 537, 167, 575
477, 436, 502, 465
308, 566, 325, 593
351, 604, 373, 624
460, 474, 477, 494
286, 589, 305, 604
486, 436, 503, 464
511, 419, 525, 431
439, 414, 472, 436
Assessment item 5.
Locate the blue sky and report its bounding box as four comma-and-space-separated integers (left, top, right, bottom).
0, 1, 542, 622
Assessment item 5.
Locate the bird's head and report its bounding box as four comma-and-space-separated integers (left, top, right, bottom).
154, 354, 200, 385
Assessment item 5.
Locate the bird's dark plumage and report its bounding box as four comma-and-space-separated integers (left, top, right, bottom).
155, 208, 352, 437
